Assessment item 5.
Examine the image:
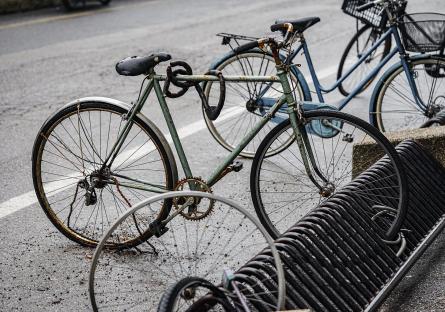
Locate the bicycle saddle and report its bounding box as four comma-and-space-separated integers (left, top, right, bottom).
271, 17, 321, 34
115, 53, 171, 76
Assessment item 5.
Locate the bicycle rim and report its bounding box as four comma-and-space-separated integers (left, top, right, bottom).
374, 57, 445, 132
251, 110, 407, 239
204, 52, 302, 158
89, 191, 285, 311
32, 102, 175, 247
338, 25, 391, 96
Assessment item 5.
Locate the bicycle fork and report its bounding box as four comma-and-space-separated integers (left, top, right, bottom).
287, 104, 330, 194
276, 68, 329, 194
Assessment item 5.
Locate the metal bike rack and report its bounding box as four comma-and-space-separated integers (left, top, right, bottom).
230, 140, 445, 311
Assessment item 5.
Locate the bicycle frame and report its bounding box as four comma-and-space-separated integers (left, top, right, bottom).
100, 66, 327, 195
259, 23, 426, 112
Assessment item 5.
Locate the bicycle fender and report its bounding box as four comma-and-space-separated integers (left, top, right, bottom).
369, 54, 440, 126
33, 96, 178, 183
39, 96, 156, 133
206, 48, 312, 101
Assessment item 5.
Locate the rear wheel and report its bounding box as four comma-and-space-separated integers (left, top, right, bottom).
204, 51, 305, 158
251, 110, 407, 240
32, 101, 177, 248
337, 24, 392, 97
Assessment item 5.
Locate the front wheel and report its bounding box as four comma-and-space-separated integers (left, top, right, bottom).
337, 24, 392, 97
371, 56, 445, 132
251, 110, 407, 239
32, 101, 177, 248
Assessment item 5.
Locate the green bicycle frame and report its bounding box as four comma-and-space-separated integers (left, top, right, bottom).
102, 66, 326, 194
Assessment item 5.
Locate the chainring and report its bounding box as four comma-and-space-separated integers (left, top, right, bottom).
173, 177, 214, 221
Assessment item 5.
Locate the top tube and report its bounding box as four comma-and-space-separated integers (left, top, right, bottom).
153, 74, 280, 83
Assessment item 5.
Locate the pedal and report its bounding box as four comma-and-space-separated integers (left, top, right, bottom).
213, 161, 244, 184
149, 219, 169, 238
232, 160, 243, 172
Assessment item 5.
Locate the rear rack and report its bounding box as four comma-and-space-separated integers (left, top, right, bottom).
216, 32, 259, 46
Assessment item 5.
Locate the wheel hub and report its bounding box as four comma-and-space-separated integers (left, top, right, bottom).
181, 287, 196, 300
246, 99, 258, 112
89, 168, 110, 189
320, 182, 335, 198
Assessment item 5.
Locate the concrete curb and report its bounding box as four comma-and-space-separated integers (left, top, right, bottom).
353, 126, 445, 174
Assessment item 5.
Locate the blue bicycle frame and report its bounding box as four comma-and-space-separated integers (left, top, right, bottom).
259, 22, 426, 118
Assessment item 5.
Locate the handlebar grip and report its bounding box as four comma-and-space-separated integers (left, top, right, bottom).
233, 40, 259, 54
270, 23, 287, 33
357, 1, 375, 12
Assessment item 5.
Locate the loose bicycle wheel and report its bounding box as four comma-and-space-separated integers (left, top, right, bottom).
157, 277, 234, 312
32, 101, 177, 248
204, 51, 305, 158
337, 24, 392, 97
251, 110, 407, 239
89, 191, 285, 311
372, 56, 445, 132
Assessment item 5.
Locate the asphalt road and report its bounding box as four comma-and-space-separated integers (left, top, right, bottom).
0, 0, 444, 311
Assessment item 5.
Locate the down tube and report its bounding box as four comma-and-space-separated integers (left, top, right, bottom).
207, 96, 287, 186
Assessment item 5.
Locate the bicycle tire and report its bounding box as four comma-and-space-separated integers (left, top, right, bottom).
251, 110, 408, 240
203, 51, 306, 158
89, 191, 286, 311
371, 56, 445, 132
157, 277, 234, 312
32, 100, 177, 248
337, 24, 392, 97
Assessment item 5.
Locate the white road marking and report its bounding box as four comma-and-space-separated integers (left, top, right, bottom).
0, 106, 243, 219
0, 59, 341, 220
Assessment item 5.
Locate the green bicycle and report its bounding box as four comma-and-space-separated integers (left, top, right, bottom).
32, 22, 408, 248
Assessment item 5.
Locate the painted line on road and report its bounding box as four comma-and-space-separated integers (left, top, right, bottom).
0, 61, 341, 220
0, 106, 243, 219
0, 11, 100, 31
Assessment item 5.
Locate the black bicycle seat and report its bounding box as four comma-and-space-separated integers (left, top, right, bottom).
271, 17, 321, 34
115, 53, 171, 76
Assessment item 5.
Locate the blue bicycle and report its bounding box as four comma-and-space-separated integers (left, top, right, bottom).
204, 0, 445, 158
